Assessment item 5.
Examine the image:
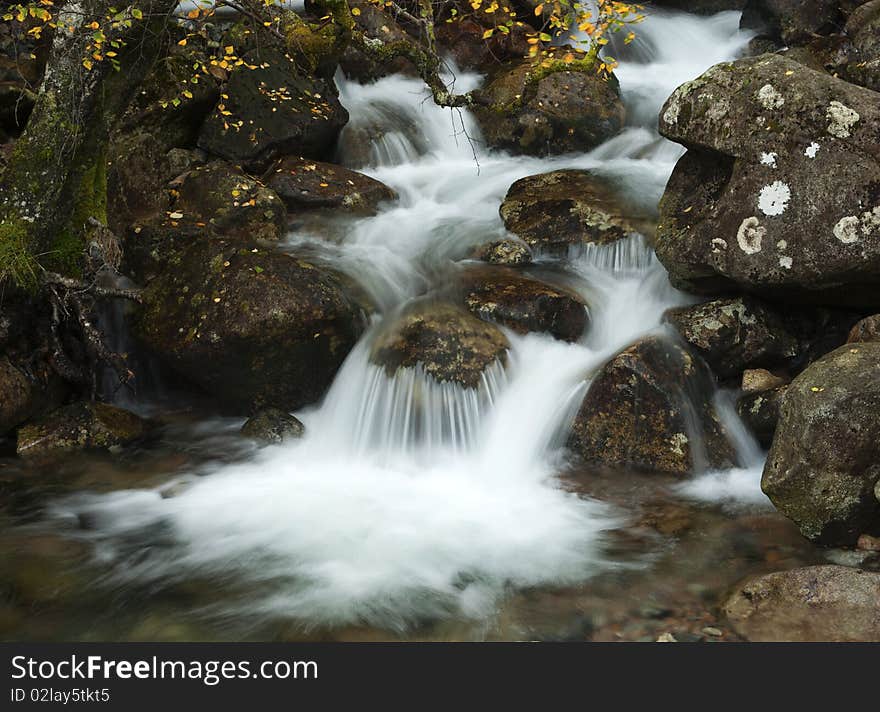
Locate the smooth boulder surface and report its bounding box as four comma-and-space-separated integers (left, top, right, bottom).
198, 50, 348, 170
568, 336, 737, 476
16, 402, 147, 460
241, 408, 305, 445
371, 303, 509, 389
500, 170, 639, 254
665, 297, 798, 380
473, 54, 625, 156
136, 239, 367, 411
263, 156, 395, 215
656, 54, 880, 306
762, 343, 880, 545
457, 266, 589, 342
724, 566, 880, 641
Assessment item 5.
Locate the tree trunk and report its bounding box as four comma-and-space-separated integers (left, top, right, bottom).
0, 0, 177, 284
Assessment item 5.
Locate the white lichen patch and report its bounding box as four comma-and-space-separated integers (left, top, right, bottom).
662, 100, 681, 126
756, 84, 784, 109
758, 181, 791, 216
804, 142, 820, 158
760, 152, 778, 167
776, 239, 787, 250
669, 433, 689, 456
826, 101, 860, 138
779, 256, 793, 269
833, 216, 861, 243
711, 238, 728, 253
737, 217, 766, 254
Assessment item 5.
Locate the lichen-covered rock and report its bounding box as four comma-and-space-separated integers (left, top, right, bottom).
500, 170, 640, 254
457, 266, 589, 342
171, 161, 287, 242
842, 0, 880, 92
263, 156, 395, 215
472, 238, 533, 266
241, 408, 304, 445
741, 367, 789, 393
198, 49, 348, 171
724, 566, 880, 641
568, 336, 737, 476
848, 314, 880, 342
0, 358, 33, 436
762, 343, 880, 545
656, 54, 880, 307
472, 52, 625, 156
135, 238, 367, 411
16, 402, 147, 460
371, 302, 509, 388
737, 385, 787, 447
740, 0, 842, 44
664, 297, 798, 380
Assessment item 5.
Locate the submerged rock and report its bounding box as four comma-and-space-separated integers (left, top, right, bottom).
473, 52, 625, 156
16, 402, 147, 460
656, 54, 880, 307
371, 302, 509, 388
171, 161, 287, 242
457, 266, 589, 342
664, 297, 798, 380
500, 170, 640, 254
198, 49, 348, 171
263, 155, 395, 215
241, 408, 305, 445
136, 239, 367, 411
724, 565, 880, 641
568, 336, 737, 476
762, 343, 880, 545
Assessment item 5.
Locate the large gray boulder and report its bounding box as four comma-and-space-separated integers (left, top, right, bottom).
656, 54, 880, 307
762, 343, 880, 545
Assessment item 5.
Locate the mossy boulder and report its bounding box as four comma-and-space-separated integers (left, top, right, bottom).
762, 343, 880, 545
263, 155, 396, 215
338, 2, 417, 83
457, 266, 589, 342
568, 336, 737, 476
724, 566, 880, 641
241, 408, 305, 445
198, 49, 348, 171
371, 302, 509, 388
172, 160, 287, 242
664, 297, 799, 380
656, 55, 880, 306
472, 52, 625, 156
500, 170, 642, 255
135, 238, 368, 411
16, 402, 148, 460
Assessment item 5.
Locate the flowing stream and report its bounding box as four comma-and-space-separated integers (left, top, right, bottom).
44, 9, 770, 634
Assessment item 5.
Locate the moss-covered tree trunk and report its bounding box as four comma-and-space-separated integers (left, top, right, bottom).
0, 0, 177, 284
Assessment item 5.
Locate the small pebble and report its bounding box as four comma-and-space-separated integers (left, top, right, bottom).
701, 626, 723, 637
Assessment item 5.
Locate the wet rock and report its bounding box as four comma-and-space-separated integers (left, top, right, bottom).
198, 49, 348, 171
135, 238, 367, 411
0, 358, 33, 436
241, 408, 305, 445
338, 2, 416, 83
664, 297, 798, 380
656, 55, 880, 307
263, 156, 395, 215
458, 266, 589, 342
762, 343, 880, 545
724, 565, 880, 641
16, 402, 148, 460
740, 0, 842, 44
473, 239, 533, 266
472, 51, 625, 156
171, 161, 287, 242
841, 0, 880, 92
106, 130, 175, 232
435, 4, 531, 73
371, 302, 509, 388
741, 368, 789, 393
848, 314, 880, 343
500, 170, 640, 254
568, 336, 737, 476
737, 385, 787, 447
653, 0, 746, 13
122, 220, 219, 287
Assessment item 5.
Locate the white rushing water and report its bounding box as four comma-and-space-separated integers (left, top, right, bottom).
55, 9, 761, 630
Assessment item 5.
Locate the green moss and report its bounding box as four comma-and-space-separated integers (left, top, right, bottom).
282, 0, 353, 74
0, 217, 39, 289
